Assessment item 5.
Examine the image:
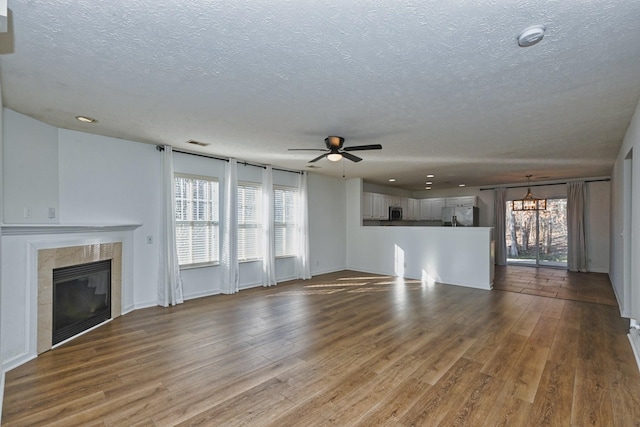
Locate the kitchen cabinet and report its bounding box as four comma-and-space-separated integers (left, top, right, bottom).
445, 196, 477, 207
373, 193, 388, 219
405, 198, 418, 220
419, 198, 444, 220
430, 198, 445, 219
362, 192, 374, 219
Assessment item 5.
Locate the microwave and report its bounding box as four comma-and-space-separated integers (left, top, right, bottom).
389, 206, 403, 220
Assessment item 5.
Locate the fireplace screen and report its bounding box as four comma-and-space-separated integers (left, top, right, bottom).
52, 259, 112, 345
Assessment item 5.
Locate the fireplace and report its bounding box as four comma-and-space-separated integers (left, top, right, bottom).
38, 242, 123, 354
52, 259, 112, 345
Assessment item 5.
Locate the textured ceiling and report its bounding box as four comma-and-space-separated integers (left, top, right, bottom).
1, 0, 640, 190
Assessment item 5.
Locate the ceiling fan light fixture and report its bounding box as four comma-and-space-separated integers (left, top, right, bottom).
327, 152, 343, 162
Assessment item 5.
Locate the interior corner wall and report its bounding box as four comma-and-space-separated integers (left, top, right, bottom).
307, 173, 347, 275
2, 109, 59, 223
610, 97, 640, 319
57, 129, 161, 308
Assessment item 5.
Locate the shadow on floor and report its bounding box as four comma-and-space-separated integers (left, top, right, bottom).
493, 265, 617, 306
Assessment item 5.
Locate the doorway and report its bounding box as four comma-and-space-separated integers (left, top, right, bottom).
505, 199, 568, 268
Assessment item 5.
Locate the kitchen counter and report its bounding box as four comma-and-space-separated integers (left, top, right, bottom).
348, 179, 494, 290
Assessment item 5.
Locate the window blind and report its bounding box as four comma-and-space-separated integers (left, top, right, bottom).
237, 182, 262, 261
175, 175, 219, 266
274, 186, 298, 257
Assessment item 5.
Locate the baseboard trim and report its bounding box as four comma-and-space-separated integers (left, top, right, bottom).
0, 367, 5, 425
628, 328, 640, 373
2, 352, 37, 374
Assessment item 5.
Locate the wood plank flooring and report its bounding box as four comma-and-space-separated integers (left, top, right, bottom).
493, 265, 618, 306
3, 270, 639, 426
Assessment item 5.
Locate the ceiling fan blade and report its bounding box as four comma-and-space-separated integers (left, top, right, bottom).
309, 153, 329, 163
288, 148, 328, 151
341, 151, 362, 162
342, 144, 382, 152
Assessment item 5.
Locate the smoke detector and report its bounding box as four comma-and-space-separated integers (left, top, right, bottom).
517, 24, 546, 47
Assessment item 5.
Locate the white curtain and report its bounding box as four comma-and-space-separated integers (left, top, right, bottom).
297, 172, 311, 279
494, 187, 507, 265
262, 166, 277, 287
567, 181, 588, 272
221, 159, 239, 294
158, 145, 184, 307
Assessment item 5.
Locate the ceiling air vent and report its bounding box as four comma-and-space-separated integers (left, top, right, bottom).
187, 140, 210, 147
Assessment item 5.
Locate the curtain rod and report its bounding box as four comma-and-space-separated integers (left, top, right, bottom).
156, 145, 302, 175
479, 177, 610, 191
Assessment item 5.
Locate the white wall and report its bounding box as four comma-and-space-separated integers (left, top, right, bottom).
585, 181, 610, 273
58, 129, 161, 307
3, 109, 59, 223
308, 173, 347, 274
610, 98, 640, 318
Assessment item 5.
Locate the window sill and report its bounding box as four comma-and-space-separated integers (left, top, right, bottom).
179, 262, 220, 270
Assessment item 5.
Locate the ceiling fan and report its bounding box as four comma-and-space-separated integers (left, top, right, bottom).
289, 136, 382, 163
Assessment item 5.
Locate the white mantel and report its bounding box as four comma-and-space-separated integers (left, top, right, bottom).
1, 223, 141, 235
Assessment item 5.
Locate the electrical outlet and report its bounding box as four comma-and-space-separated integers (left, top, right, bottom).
146, 235, 153, 244
23, 207, 32, 218
48, 207, 56, 218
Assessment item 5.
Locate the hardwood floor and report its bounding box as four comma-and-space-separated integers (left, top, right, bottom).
3, 270, 639, 426
493, 265, 618, 306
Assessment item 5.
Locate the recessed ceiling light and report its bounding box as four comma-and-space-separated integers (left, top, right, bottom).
388, 178, 396, 182
75, 115, 97, 123
425, 186, 432, 190
426, 181, 433, 185
426, 174, 435, 178
459, 184, 466, 187
187, 140, 210, 147
517, 24, 546, 47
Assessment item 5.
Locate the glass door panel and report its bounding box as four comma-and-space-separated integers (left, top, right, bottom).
538, 199, 567, 267
505, 198, 567, 268
506, 205, 538, 265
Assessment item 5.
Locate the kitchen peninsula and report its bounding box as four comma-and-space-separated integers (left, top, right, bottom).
347, 179, 495, 290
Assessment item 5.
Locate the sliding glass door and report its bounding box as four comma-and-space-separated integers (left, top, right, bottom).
505, 199, 568, 268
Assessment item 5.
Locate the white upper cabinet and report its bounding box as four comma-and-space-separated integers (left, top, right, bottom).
445, 196, 477, 207
362, 192, 374, 219
430, 198, 445, 219
373, 193, 388, 219
406, 198, 418, 220
419, 198, 444, 220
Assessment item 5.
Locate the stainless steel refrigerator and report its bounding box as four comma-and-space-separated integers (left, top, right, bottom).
441, 207, 479, 227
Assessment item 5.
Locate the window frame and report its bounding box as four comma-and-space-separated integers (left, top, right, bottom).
237, 181, 263, 263
273, 185, 299, 259
174, 173, 220, 269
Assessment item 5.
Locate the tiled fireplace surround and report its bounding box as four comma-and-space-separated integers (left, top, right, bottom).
37, 242, 123, 354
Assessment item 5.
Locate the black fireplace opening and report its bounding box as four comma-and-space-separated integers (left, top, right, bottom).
53, 259, 112, 346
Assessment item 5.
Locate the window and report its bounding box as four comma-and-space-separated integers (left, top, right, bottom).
237, 182, 262, 261
175, 174, 219, 266
274, 186, 298, 257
